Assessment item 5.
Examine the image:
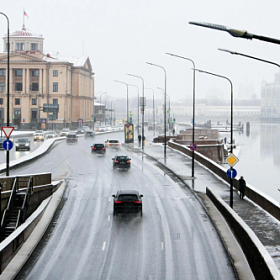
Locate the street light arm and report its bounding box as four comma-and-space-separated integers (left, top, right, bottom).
189, 21, 280, 45
218, 48, 280, 68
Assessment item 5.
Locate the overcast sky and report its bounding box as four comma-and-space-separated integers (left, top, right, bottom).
2, 0, 280, 104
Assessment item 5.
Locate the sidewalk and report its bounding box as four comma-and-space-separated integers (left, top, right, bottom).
142, 139, 280, 271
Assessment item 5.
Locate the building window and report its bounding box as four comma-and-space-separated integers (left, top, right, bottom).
0, 98, 3, 105
32, 98, 37, 105
53, 82, 58, 92
0, 82, 5, 91
15, 69, 23, 76
15, 83, 22, 91
53, 70, 58, 77
32, 69, 39, 77
31, 43, 38, 51
32, 83, 39, 91
31, 110, 37, 119
0, 69, 6, 76
6, 43, 10, 52
15, 98, 20, 105
16, 42, 24, 51
53, 98, 58, 105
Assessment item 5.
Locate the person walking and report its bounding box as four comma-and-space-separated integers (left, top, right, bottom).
138, 134, 141, 145
239, 176, 246, 199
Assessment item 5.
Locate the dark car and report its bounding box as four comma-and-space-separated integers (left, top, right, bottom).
112, 155, 131, 169
15, 138, 30, 151
85, 130, 95, 138
112, 190, 143, 216
66, 133, 78, 144
91, 143, 106, 154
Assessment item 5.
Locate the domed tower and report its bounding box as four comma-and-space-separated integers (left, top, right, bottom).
2, 24, 44, 53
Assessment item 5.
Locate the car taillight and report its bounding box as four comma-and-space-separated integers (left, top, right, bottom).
117, 143, 120, 146
114, 201, 122, 204
127, 160, 131, 163
114, 160, 118, 163
102, 147, 106, 150
93, 147, 96, 150
134, 201, 142, 204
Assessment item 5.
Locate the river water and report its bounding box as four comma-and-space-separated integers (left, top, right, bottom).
177, 119, 280, 202
228, 122, 280, 203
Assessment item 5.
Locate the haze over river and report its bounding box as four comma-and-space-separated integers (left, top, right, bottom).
219, 121, 280, 203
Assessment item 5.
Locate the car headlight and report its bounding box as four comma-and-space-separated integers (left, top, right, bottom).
15, 143, 19, 147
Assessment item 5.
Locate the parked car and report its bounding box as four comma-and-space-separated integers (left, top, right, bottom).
66, 132, 78, 144
112, 155, 131, 169
85, 130, 95, 138
15, 138, 30, 151
60, 128, 70, 136
105, 139, 120, 149
44, 131, 58, 139
34, 132, 44, 141
99, 126, 106, 132
91, 143, 106, 154
112, 190, 143, 216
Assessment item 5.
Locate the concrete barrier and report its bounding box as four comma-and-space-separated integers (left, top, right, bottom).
206, 187, 280, 280
0, 179, 63, 275
168, 140, 280, 222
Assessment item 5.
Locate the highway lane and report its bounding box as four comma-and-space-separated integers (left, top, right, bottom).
14, 132, 237, 280
0, 135, 44, 164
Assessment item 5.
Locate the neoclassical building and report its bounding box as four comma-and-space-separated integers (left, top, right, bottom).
0, 25, 94, 130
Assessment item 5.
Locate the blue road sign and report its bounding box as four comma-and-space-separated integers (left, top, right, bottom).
190, 143, 197, 151
227, 168, 237, 179
3, 140, 13, 151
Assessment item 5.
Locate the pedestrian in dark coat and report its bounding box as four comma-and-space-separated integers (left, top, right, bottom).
138, 134, 141, 145
239, 176, 246, 199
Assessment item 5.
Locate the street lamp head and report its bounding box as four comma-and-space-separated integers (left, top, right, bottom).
189, 21, 252, 39
218, 48, 237, 55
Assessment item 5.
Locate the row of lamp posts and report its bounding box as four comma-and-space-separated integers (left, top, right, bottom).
111, 21, 280, 209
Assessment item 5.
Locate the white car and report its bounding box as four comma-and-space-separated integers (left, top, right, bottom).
34, 132, 44, 141
105, 139, 120, 149
99, 126, 106, 132
60, 128, 70, 136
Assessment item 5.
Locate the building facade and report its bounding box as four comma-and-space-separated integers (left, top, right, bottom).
261, 73, 280, 119
0, 25, 94, 130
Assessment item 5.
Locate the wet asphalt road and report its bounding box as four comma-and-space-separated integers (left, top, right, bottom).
13, 132, 237, 280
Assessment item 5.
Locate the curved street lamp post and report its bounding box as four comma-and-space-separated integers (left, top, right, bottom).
127, 84, 140, 134
166, 53, 196, 178
189, 21, 280, 45
127, 74, 145, 150
114, 80, 129, 123
146, 62, 167, 159
145, 87, 155, 136
99, 92, 107, 126
194, 68, 234, 208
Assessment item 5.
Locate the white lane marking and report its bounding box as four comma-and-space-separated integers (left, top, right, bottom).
102, 242, 106, 251
109, 197, 111, 202
161, 242, 164, 250
108, 215, 110, 221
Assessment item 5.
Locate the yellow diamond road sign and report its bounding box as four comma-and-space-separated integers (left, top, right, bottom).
226, 153, 239, 167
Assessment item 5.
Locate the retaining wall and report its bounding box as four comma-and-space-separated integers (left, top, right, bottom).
168, 140, 280, 222
206, 187, 280, 280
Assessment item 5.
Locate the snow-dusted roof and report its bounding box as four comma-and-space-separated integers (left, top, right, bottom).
42, 55, 88, 67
